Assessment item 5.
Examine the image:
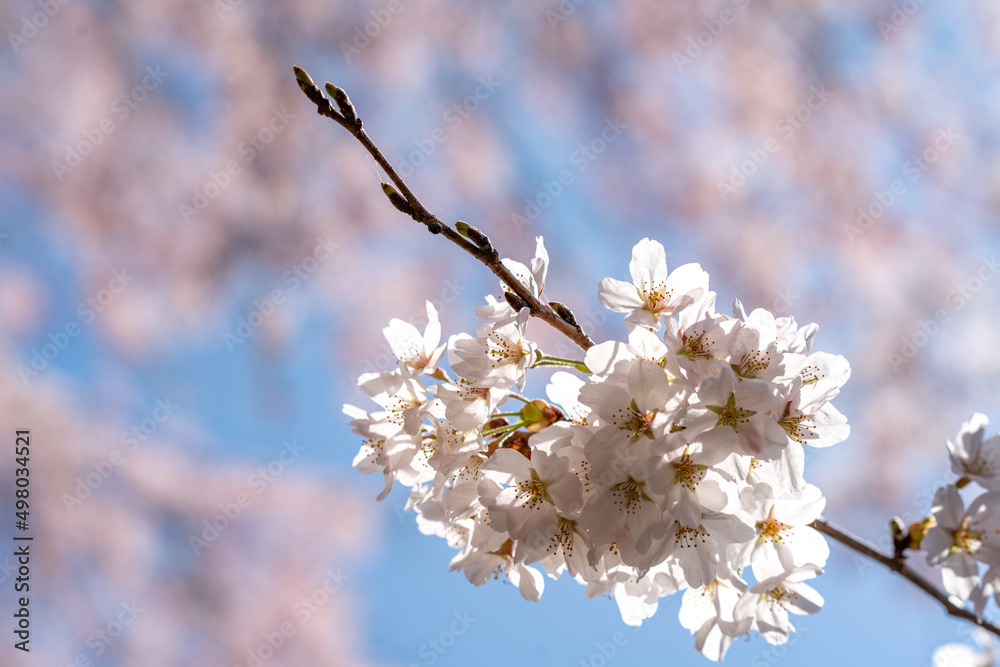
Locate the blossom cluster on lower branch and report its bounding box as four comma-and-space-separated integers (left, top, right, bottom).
921, 415, 1000, 624
345, 237, 850, 660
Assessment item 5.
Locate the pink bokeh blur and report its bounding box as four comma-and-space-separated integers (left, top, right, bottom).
2, 0, 1000, 664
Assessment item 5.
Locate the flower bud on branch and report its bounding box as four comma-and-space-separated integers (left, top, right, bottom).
292, 65, 336, 117
325, 83, 359, 127
381, 182, 413, 216
293, 65, 595, 351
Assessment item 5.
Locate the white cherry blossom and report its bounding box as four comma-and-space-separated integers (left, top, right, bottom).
729, 304, 789, 382
478, 448, 584, 550
949, 414, 1000, 489
645, 438, 738, 528
382, 300, 445, 376
735, 483, 829, 582
598, 238, 709, 330
684, 366, 786, 460
679, 566, 749, 662
436, 378, 509, 432
924, 485, 1000, 600
733, 564, 825, 646
666, 510, 756, 588
449, 313, 539, 390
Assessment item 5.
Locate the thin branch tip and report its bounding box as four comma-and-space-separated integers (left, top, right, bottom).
293, 67, 596, 352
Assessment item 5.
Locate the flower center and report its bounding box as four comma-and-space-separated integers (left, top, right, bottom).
681, 329, 712, 359
452, 455, 484, 484
487, 330, 527, 367
383, 388, 423, 425
611, 478, 646, 514
514, 477, 548, 510
736, 350, 771, 379
780, 413, 816, 443
546, 517, 577, 556
766, 585, 800, 610
672, 451, 707, 492
955, 517, 983, 554
641, 281, 673, 313
455, 378, 489, 400
709, 394, 756, 431
758, 506, 788, 543
609, 400, 655, 440
799, 364, 825, 385
673, 524, 709, 548
361, 437, 385, 466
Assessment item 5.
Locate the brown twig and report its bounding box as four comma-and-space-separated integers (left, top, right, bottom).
811, 516, 1000, 638
292, 66, 595, 352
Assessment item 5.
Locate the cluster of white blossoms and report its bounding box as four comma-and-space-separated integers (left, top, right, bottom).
345, 237, 851, 660
922, 414, 1000, 622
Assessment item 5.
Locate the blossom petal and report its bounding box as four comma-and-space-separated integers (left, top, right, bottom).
598, 277, 644, 312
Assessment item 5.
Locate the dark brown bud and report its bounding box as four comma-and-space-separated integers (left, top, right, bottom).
292, 65, 330, 110
456, 220, 492, 248
325, 83, 359, 126
381, 182, 413, 215
503, 290, 528, 311
549, 301, 578, 327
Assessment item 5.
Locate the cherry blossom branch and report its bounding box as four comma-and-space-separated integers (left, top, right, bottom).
811, 516, 1000, 638
301, 64, 992, 647
292, 66, 596, 352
